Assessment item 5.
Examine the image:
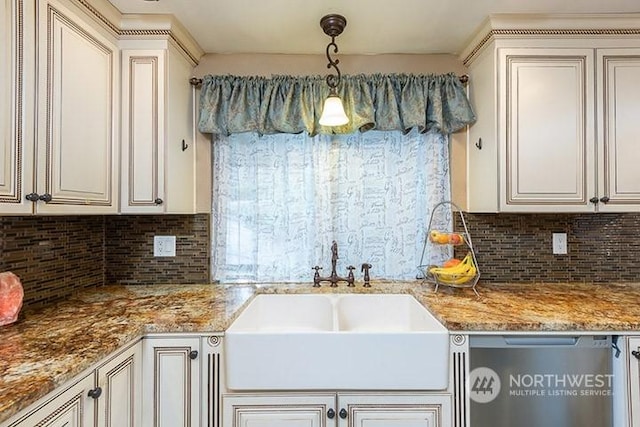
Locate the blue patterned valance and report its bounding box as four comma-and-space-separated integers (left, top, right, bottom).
198, 73, 475, 136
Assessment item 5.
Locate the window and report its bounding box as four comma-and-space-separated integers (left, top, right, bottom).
211, 129, 451, 282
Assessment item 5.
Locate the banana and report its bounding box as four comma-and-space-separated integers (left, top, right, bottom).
429, 252, 473, 275
428, 252, 477, 285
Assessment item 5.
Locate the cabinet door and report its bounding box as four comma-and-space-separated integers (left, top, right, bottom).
96, 341, 142, 427
35, 0, 118, 214
6, 374, 95, 427
337, 393, 451, 427
628, 337, 640, 427
120, 49, 165, 213
0, 0, 34, 214
498, 48, 595, 212
142, 336, 201, 427
597, 50, 640, 212
221, 393, 335, 427
164, 45, 195, 214
465, 46, 499, 213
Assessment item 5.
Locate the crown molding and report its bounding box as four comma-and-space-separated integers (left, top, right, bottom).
74, 0, 204, 65
460, 13, 640, 66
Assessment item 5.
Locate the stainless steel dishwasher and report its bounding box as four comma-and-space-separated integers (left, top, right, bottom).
469, 335, 613, 427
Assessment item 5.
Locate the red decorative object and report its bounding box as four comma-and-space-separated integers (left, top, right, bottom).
0, 272, 24, 326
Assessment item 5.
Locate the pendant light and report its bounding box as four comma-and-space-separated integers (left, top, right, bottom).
318, 14, 349, 127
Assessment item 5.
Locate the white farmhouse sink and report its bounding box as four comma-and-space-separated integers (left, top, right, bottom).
225, 294, 449, 391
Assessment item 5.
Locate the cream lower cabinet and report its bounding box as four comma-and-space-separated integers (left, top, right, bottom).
141, 336, 202, 427
120, 41, 204, 214
3, 342, 141, 427
222, 392, 452, 427
461, 17, 640, 213
4, 374, 96, 427
628, 337, 640, 427
94, 343, 142, 427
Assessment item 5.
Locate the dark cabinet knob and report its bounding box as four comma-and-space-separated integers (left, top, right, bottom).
600, 196, 610, 204
327, 408, 335, 419
87, 387, 102, 399
39, 193, 52, 203
339, 408, 348, 419
189, 350, 198, 360
589, 197, 599, 204
632, 350, 640, 360
25, 193, 40, 202
154, 198, 163, 205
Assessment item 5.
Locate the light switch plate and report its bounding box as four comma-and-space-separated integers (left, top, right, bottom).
154, 236, 176, 257
552, 233, 567, 255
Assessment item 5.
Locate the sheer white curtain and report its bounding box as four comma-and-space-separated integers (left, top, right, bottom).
211, 129, 452, 282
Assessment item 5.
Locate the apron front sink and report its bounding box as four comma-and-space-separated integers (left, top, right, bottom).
225, 294, 449, 390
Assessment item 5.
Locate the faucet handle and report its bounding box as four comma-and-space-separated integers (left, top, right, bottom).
361, 263, 372, 287
312, 266, 322, 287
346, 265, 355, 287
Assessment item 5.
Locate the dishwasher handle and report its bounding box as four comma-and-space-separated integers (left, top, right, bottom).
504, 336, 578, 346
470, 335, 610, 348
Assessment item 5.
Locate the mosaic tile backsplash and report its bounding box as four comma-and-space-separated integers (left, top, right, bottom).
0, 216, 105, 308
104, 214, 210, 285
0, 214, 210, 309
1, 212, 639, 309
459, 213, 640, 282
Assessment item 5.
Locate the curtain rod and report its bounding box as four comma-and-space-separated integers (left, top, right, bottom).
189, 74, 469, 88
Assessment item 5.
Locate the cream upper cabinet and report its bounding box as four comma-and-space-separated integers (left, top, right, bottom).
33, 0, 119, 214
1, 0, 119, 215
1, 0, 206, 215
121, 49, 166, 214
120, 42, 200, 214
0, 0, 35, 214
596, 50, 640, 212
461, 15, 640, 213
499, 48, 596, 212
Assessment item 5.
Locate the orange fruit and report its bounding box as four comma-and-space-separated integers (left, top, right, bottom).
449, 233, 463, 245
436, 234, 450, 244
443, 258, 462, 268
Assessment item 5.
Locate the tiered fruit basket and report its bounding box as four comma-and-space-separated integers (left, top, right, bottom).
418, 201, 480, 296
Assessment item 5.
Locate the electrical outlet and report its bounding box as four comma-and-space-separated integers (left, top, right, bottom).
552, 233, 567, 255
154, 236, 176, 257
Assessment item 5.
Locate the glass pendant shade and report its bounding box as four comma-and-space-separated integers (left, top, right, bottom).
319, 95, 349, 126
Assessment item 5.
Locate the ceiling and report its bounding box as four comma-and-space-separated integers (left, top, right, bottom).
108, 0, 640, 55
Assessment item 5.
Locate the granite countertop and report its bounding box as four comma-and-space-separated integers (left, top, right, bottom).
2, 280, 640, 423
0, 284, 255, 424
